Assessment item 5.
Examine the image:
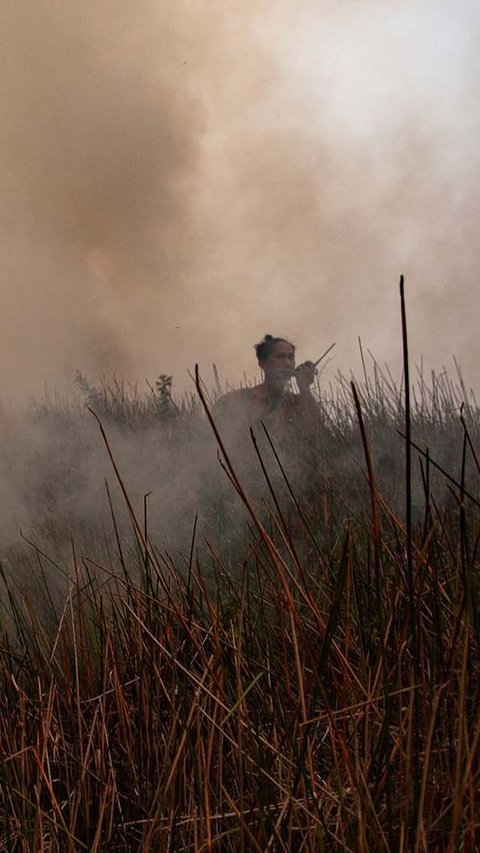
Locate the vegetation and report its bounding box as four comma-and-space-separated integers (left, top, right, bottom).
0, 347, 479, 850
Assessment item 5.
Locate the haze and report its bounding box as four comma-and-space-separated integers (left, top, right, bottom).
1, 0, 479, 400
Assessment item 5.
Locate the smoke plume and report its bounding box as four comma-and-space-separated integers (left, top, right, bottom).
1, 1, 479, 397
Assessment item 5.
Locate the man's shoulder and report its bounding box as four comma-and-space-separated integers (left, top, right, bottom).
212, 386, 256, 415
220, 386, 254, 401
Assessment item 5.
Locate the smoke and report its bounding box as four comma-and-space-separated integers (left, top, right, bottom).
0, 0, 212, 393
1, 0, 480, 398
197, 0, 480, 385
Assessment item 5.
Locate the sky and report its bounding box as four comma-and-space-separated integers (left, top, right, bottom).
1, 0, 479, 399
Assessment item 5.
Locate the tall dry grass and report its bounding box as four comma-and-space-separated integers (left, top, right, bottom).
0, 344, 480, 850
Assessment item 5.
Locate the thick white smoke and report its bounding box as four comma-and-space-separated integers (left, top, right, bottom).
0, 0, 479, 396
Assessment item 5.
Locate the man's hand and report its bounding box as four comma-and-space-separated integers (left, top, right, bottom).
295, 361, 317, 393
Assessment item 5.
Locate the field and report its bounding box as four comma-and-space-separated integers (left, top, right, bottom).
0, 352, 479, 851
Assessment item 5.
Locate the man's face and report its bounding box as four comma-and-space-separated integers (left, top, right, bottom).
260, 341, 295, 382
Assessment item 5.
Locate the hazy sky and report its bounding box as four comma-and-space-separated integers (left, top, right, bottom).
1, 0, 479, 398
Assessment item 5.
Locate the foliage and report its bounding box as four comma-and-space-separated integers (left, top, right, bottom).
0, 363, 479, 850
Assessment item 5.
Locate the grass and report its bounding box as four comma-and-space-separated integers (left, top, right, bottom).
0, 349, 479, 850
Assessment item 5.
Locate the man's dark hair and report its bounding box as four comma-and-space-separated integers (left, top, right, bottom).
254, 334, 295, 361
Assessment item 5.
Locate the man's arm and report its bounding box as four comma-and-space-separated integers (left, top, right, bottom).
294, 361, 323, 430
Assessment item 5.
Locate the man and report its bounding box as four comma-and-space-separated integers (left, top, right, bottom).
212, 334, 319, 434
202, 334, 323, 552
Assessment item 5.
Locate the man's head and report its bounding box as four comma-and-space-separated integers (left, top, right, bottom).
254, 334, 295, 385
